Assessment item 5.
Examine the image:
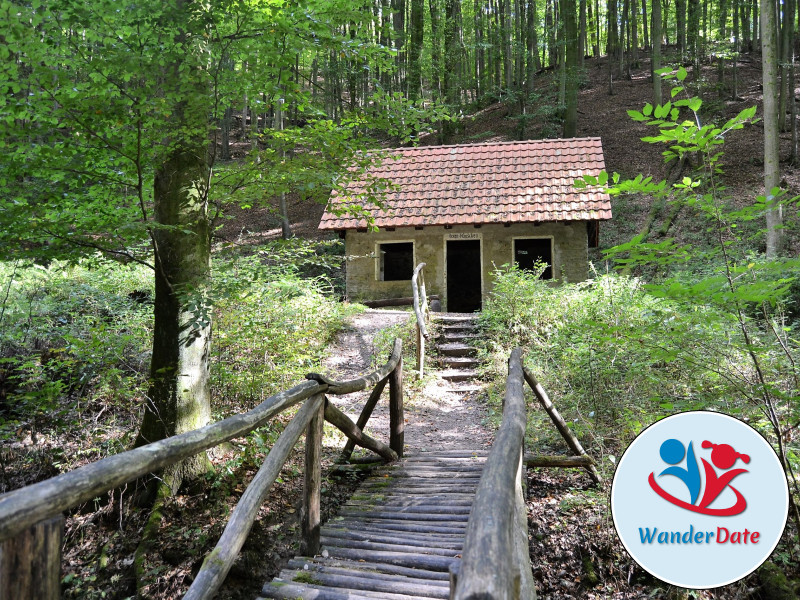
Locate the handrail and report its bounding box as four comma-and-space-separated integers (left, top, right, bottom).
0, 338, 405, 600
411, 262, 429, 378
452, 348, 535, 599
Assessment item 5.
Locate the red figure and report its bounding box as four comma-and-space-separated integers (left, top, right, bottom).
698, 441, 750, 509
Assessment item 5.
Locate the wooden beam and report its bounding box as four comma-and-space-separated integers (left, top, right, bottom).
184, 394, 325, 600
339, 376, 389, 463
307, 338, 402, 395
0, 380, 323, 543
524, 454, 596, 468
301, 398, 324, 556
454, 348, 535, 599
522, 367, 602, 484
324, 400, 399, 462
389, 353, 405, 457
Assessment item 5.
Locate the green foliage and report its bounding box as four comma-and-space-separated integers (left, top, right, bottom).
0, 259, 152, 441
482, 78, 800, 482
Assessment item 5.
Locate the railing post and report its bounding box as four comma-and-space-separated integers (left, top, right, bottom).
301, 397, 325, 555
389, 354, 404, 458
416, 323, 425, 378
0, 515, 64, 600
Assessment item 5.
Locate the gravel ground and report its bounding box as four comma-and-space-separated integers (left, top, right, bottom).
321, 308, 493, 453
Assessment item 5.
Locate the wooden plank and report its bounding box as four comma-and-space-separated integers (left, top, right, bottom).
302, 398, 324, 555
184, 395, 325, 600
332, 519, 467, 536
323, 527, 466, 547
280, 566, 450, 588
324, 401, 398, 462
261, 580, 443, 600
278, 568, 450, 599
0, 379, 323, 543
0, 515, 63, 600
336, 510, 470, 522
321, 537, 461, 557
287, 557, 451, 581
343, 502, 473, 514
321, 546, 460, 572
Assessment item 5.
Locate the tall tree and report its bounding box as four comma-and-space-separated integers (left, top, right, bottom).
762, 0, 783, 255
562, 0, 580, 135
676, 0, 687, 57
408, 0, 424, 100
653, 0, 663, 105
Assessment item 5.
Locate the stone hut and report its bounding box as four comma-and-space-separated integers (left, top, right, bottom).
319, 138, 612, 312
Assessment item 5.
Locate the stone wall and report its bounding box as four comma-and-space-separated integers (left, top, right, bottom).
344, 222, 590, 310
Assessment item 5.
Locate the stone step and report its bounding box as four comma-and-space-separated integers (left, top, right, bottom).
436, 343, 477, 357
441, 332, 479, 343
441, 357, 481, 369
433, 313, 479, 323
441, 369, 480, 383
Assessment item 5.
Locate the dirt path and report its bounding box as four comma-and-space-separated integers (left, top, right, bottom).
322, 308, 493, 454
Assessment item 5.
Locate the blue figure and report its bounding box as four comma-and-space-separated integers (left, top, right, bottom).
658, 439, 701, 505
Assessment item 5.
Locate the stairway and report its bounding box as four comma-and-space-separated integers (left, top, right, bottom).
259, 450, 488, 600
433, 314, 481, 391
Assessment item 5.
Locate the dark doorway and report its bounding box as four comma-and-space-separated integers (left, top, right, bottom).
446, 240, 482, 312
514, 238, 553, 279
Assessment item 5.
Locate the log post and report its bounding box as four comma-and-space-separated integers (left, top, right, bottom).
523, 367, 602, 484
302, 398, 324, 556
389, 355, 404, 457
416, 324, 425, 379
0, 515, 64, 600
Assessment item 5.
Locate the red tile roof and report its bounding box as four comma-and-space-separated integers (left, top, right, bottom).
319, 138, 612, 230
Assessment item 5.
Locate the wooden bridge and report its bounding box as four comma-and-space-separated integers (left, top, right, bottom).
0, 265, 599, 600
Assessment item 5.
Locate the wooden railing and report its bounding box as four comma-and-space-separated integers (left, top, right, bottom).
452, 349, 601, 599
0, 339, 405, 600
451, 347, 535, 599
411, 262, 430, 379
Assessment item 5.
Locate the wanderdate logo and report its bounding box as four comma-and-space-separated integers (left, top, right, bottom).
611, 411, 788, 589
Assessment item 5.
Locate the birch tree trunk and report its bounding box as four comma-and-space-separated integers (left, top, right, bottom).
762, 0, 783, 256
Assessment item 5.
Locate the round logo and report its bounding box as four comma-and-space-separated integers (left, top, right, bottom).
611, 411, 788, 589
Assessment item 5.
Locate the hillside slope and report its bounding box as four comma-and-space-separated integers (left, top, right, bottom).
230, 48, 798, 258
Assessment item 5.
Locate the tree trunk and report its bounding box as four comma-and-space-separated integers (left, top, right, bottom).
732, 0, 739, 98
632, 0, 640, 68
408, 0, 424, 100
653, 0, 663, 105
562, 0, 579, 136
547, 0, 558, 67
762, 0, 783, 256
642, 0, 650, 49
677, 0, 687, 58
502, 0, 514, 88
579, 0, 587, 65
780, 0, 793, 131
139, 144, 213, 490
527, 0, 540, 94
687, 0, 699, 72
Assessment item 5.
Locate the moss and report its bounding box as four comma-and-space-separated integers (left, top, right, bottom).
581, 554, 599, 587
757, 562, 800, 600
293, 572, 323, 585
